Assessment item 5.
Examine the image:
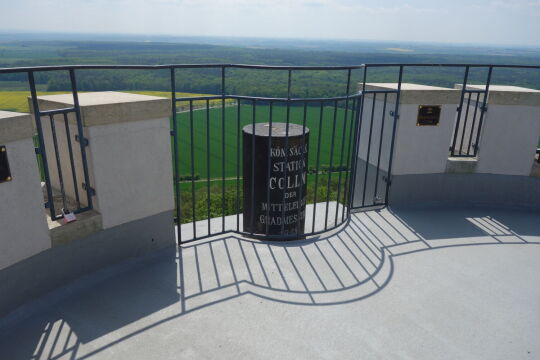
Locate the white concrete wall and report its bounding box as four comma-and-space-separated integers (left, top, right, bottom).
87, 117, 174, 229
33, 92, 174, 230
392, 103, 457, 175
358, 84, 459, 176
477, 104, 540, 175
0, 112, 50, 270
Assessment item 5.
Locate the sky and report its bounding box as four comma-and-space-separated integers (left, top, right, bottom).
1, 0, 540, 46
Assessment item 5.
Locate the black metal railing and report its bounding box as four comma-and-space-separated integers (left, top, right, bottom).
0, 63, 539, 240
450, 66, 492, 157
27, 70, 93, 221
171, 66, 366, 243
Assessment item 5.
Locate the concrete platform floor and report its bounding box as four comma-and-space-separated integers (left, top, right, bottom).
1, 206, 539, 360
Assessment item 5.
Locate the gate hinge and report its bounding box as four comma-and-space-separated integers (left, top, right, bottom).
44, 201, 50, 209
82, 182, 96, 196
35, 147, 41, 155
389, 111, 399, 119
75, 135, 89, 146
170, 130, 175, 136
382, 175, 392, 186
457, 106, 461, 112
481, 105, 488, 112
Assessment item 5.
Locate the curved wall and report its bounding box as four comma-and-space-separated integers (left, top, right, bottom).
389, 173, 540, 210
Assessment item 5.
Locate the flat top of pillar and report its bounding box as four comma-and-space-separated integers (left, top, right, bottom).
33, 91, 171, 126
457, 84, 540, 93
0, 110, 34, 143
474, 85, 539, 92
243, 123, 309, 137
35, 91, 168, 106
365, 83, 453, 91
0, 110, 30, 120
364, 83, 459, 104
454, 84, 540, 106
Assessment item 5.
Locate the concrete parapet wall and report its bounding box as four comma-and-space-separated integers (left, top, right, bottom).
0, 111, 50, 270
389, 173, 540, 210
32, 92, 175, 229
1, 92, 176, 315
360, 84, 460, 176
0, 210, 174, 318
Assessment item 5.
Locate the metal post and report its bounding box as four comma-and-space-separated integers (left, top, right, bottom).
473, 66, 493, 156
347, 65, 368, 212
384, 65, 404, 206
170, 67, 182, 244
451, 66, 470, 156
28, 71, 57, 219
69, 69, 93, 211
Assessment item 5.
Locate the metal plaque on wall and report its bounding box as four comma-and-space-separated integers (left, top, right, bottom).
417, 105, 442, 126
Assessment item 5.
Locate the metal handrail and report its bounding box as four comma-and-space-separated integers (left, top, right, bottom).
0, 62, 538, 241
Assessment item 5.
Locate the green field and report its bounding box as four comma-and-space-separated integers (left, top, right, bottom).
0, 93, 355, 224
175, 103, 355, 179
174, 103, 355, 224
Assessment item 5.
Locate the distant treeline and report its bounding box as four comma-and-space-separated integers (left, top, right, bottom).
1, 41, 540, 96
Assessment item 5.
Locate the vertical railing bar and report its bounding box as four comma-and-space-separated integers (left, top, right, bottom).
348, 65, 368, 213
384, 65, 404, 206
265, 102, 274, 235
341, 97, 357, 221
451, 66, 470, 156
63, 112, 81, 209
373, 92, 388, 204
459, 91, 472, 156
296, 102, 308, 235
69, 69, 93, 212
189, 100, 196, 239
236, 100, 241, 231
206, 99, 211, 236
466, 92, 481, 156
361, 94, 377, 207
280, 69, 292, 236
473, 66, 493, 157
250, 99, 256, 235
221, 66, 226, 232
334, 69, 351, 225
170, 68, 181, 243
324, 100, 338, 230
48, 113, 68, 212
311, 101, 324, 233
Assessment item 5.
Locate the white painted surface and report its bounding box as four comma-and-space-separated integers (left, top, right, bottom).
457, 84, 540, 106
357, 84, 459, 176
0, 138, 50, 270
391, 103, 457, 175
477, 104, 540, 175
1, 207, 539, 360
87, 117, 174, 229
34, 92, 175, 230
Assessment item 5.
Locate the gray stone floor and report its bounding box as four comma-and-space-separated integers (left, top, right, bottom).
1, 206, 539, 359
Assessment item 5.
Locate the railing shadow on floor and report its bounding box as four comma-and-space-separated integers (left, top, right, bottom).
1, 206, 539, 360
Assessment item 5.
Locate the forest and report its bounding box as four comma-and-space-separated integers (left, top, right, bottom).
1, 39, 540, 100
